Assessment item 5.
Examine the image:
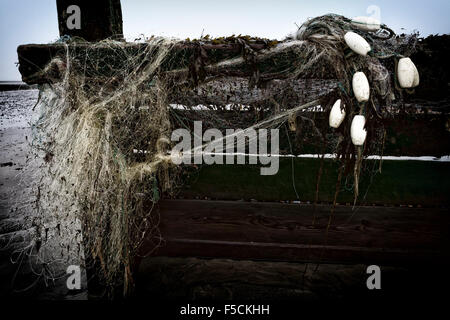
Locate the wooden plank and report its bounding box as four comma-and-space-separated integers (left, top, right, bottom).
179, 158, 450, 205
16, 42, 259, 84
136, 256, 450, 301
284, 113, 450, 156
146, 199, 449, 265
156, 238, 443, 265
16, 35, 450, 113
167, 111, 449, 156
15, 40, 328, 85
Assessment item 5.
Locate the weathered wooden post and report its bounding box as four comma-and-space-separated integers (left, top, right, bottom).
56, 0, 123, 41
55, 0, 124, 298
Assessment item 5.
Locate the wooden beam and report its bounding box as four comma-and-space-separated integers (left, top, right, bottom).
179, 158, 450, 206
56, 0, 123, 41
16, 36, 450, 112
136, 256, 450, 301
145, 199, 449, 265
16, 41, 328, 85
166, 112, 450, 156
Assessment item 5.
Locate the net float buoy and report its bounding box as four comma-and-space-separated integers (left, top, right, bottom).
344, 31, 371, 56
397, 57, 420, 88
352, 72, 370, 102
351, 16, 380, 32
329, 99, 346, 128
351, 115, 367, 146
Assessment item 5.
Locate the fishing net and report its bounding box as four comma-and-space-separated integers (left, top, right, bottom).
23, 14, 418, 296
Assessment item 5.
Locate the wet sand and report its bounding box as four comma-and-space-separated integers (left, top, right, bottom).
0, 89, 87, 299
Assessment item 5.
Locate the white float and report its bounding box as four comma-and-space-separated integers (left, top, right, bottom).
344, 31, 371, 56
351, 16, 381, 32
352, 72, 370, 102
350, 115, 367, 146
397, 57, 420, 88
329, 99, 346, 128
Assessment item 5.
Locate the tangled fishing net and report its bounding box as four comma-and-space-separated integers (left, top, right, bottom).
23, 14, 418, 296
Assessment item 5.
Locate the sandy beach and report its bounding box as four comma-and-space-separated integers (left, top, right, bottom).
0, 89, 37, 297
0, 89, 87, 299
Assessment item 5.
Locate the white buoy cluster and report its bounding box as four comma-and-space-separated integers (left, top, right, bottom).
328, 15, 420, 147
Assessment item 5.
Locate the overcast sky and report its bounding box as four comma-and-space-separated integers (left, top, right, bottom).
1, 0, 449, 81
